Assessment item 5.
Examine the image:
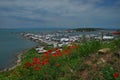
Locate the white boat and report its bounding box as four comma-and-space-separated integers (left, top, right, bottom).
103, 35, 114, 40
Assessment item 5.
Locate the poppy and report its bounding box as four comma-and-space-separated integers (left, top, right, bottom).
47, 50, 53, 53
56, 63, 60, 67
45, 52, 50, 58
25, 62, 31, 68
33, 58, 39, 62
52, 53, 57, 57
56, 50, 63, 56
33, 58, 41, 64
53, 48, 58, 51
113, 73, 119, 78
41, 59, 49, 65
34, 66, 41, 70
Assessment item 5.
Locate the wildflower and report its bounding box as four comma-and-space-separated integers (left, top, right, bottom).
25, 62, 31, 68
45, 52, 50, 56
63, 49, 71, 55
67, 49, 72, 54
63, 50, 67, 54
52, 53, 57, 57
44, 59, 49, 65
56, 50, 63, 56
68, 46, 73, 49
32, 61, 37, 65
47, 50, 53, 53
41, 59, 49, 65
33, 58, 39, 62
113, 73, 119, 78
33, 58, 41, 64
34, 66, 41, 70
45, 52, 50, 59
41, 55, 45, 61
53, 48, 58, 51
56, 63, 60, 67
74, 45, 79, 48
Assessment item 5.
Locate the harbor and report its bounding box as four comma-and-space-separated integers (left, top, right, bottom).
21, 29, 120, 54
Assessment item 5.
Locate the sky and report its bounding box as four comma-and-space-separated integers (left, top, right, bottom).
0, 0, 120, 29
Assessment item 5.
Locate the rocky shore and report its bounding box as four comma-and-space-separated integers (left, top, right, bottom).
0, 49, 29, 73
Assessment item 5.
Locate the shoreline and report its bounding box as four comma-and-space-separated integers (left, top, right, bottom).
0, 46, 37, 73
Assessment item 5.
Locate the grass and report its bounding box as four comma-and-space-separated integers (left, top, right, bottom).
0, 38, 120, 80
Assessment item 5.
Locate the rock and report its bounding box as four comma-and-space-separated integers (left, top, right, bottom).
17, 59, 21, 63
98, 48, 111, 54
0, 68, 7, 73
100, 58, 106, 63
97, 58, 106, 65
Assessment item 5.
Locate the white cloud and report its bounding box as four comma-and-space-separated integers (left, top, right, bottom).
0, 0, 120, 28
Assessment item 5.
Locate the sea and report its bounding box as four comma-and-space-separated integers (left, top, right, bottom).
0, 28, 63, 70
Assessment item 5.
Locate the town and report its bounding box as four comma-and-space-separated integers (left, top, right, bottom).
21, 29, 119, 54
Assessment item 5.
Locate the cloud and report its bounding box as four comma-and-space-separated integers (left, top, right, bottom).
0, 0, 120, 28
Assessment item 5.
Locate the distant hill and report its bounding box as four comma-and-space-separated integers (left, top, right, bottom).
71, 28, 103, 32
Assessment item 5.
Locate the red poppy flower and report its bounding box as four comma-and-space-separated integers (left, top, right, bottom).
41, 55, 45, 61
33, 58, 41, 64
44, 59, 49, 65
33, 58, 39, 62
52, 53, 57, 57
45, 52, 50, 58
56, 50, 63, 56
53, 48, 58, 51
68, 46, 73, 49
65, 49, 72, 55
41, 59, 49, 65
32, 61, 40, 66
47, 50, 53, 53
34, 66, 41, 70
45, 50, 52, 58
113, 73, 119, 78
25, 62, 31, 68
63, 50, 67, 54
74, 45, 79, 48
32, 61, 37, 65
56, 63, 60, 67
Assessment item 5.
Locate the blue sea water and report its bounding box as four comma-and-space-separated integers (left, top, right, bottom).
0, 29, 36, 70
0, 28, 64, 70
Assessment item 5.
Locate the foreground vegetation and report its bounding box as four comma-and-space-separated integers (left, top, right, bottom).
0, 39, 120, 80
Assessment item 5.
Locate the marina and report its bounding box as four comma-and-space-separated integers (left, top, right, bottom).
21, 29, 119, 54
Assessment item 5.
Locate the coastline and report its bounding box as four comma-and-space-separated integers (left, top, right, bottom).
0, 46, 36, 73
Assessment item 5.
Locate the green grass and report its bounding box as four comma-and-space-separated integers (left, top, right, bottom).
0, 39, 120, 80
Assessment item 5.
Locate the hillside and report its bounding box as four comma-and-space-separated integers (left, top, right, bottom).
0, 39, 120, 80
71, 28, 103, 32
